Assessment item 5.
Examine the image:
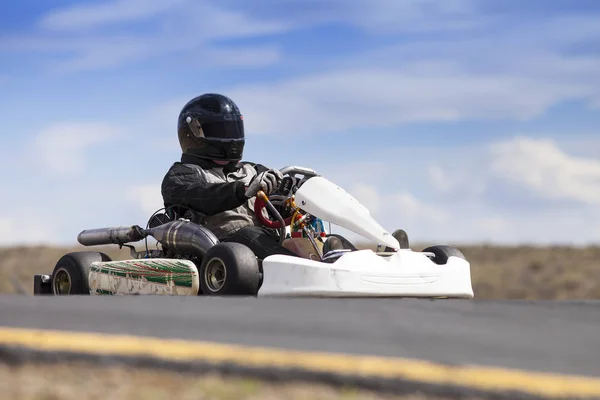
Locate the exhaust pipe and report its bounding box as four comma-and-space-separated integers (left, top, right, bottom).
77, 220, 220, 260
145, 220, 219, 259
77, 225, 147, 246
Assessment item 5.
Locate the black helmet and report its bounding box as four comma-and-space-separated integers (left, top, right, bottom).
177, 93, 245, 162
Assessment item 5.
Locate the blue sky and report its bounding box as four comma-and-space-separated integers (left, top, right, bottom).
1, 0, 600, 246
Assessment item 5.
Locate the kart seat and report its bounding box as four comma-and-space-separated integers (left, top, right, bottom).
147, 205, 205, 229
147, 211, 172, 228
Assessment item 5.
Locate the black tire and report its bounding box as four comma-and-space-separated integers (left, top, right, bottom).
392, 229, 410, 249
422, 245, 466, 265
51, 251, 112, 295
199, 242, 261, 296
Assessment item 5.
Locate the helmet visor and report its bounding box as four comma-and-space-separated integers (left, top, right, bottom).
201, 119, 244, 140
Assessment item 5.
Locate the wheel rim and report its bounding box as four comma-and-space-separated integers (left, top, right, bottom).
53, 268, 71, 295
204, 258, 226, 292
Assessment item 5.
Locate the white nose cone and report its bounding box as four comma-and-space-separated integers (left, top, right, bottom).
294, 176, 400, 249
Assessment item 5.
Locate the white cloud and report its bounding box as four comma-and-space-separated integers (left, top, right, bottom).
340, 180, 600, 246
40, 0, 185, 31
342, 0, 484, 34
388, 192, 448, 225
51, 38, 159, 72
0, 0, 289, 72
464, 207, 600, 246
349, 182, 449, 226
348, 183, 382, 214
428, 166, 454, 193
207, 10, 600, 136
227, 67, 588, 136
490, 137, 600, 205
427, 163, 488, 201
127, 184, 165, 217
0, 217, 56, 246
193, 46, 282, 68
305, 135, 600, 246
29, 122, 119, 176
4, 128, 600, 246
335, 181, 449, 245
223, 0, 483, 35
2, 2, 599, 249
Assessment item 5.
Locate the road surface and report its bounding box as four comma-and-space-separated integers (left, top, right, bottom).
1, 295, 599, 377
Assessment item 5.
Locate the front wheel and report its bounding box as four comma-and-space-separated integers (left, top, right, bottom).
422, 245, 466, 265
199, 243, 261, 296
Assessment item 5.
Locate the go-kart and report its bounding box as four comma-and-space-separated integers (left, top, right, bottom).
33, 166, 474, 298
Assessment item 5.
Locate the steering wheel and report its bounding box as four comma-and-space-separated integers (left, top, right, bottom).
253, 166, 318, 229
253, 194, 292, 229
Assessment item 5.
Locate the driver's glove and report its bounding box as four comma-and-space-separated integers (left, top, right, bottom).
244, 169, 284, 198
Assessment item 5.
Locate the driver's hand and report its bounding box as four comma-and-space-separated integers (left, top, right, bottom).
245, 169, 284, 198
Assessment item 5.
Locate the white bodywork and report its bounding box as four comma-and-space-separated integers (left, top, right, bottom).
259, 249, 473, 298
259, 175, 474, 298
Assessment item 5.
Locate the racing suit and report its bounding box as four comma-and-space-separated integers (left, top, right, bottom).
161, 153, 296, 259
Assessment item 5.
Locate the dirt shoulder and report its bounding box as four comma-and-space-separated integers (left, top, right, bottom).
0, 360, 482, 400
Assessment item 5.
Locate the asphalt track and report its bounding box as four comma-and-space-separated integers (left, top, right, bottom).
2, 295, 600, 399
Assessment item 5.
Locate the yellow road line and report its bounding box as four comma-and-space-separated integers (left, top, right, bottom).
0, 326, 599, 398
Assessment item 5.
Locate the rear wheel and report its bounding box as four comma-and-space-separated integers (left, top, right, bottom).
199, 243, 261, 296
422, 245, 466, 265
51, 251, 112, 295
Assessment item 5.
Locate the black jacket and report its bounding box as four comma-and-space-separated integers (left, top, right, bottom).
161, 154, 269, 239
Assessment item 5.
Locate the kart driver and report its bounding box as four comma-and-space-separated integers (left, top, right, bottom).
160, 93, 298, 260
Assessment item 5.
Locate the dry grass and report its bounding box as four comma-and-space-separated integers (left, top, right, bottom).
458, 243, 600, 300
1, 242, 600, 299
0, 244, 132, 295
0, 361, 483, 400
